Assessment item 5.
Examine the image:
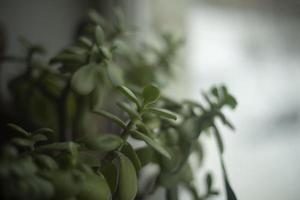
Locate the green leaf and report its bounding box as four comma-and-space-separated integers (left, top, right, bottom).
159, 164, 193, 189
78, 152, 100, 167
71, 64, 98, 95
143, 107, 177, 120
142, 85, 160, 104
136, 122, 152, 136
99, 46, 112, 60
121, 142, 141, 173
218, 112, 235, 130
225, 95, 238, 109
130, 130, 171, 159
78, 36, 93, 48
221, 85, 228, 96
11, 137, 33, 147
83, 134, 123, 152
19, 37, 46, 54
117, 102, 141, 121
32, 134, 48, 143
33, 128, 54, 136
88, 9, 105, 25
49, 170, 81, 198
180, 117, 209, 140
93, 109, 127, 129
106, 63, 124, 86
56, 152, 77, 168
118, 153, 138, 200
7, 123, 30, 137
64, 45, 87, 55
100, 161, 118, 194
136, 146, 157, 166
179, 163, 194, 183
117, 85, 140, 107
77, 172, 111, 200
211, 86, 220, 99
49, 52, 86, 65
89, 45, 101, 62
37, 142, 79, 154
206, 173, 213, 191
34, 154, 58, 170
11, 157, 37, 177
95, 25, 105, 46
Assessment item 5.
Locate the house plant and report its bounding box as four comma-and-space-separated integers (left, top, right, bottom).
0, 9, 237, 200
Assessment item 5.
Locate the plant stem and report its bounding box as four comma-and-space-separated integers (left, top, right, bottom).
120, 120, 134, 140
72, 95, 86, 139
57, 79, 71, 141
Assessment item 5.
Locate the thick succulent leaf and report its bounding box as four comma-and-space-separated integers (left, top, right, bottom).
71, 64, 98, 95
37, 142, 79, 155
180, 117, 203, 140
136, 146, 157, 166
78, 36, 93, 48
11, 137, 33, 148
33, 128, 54, 136
94, 109, 127, 129
95, 25, 105, 46
179, 163, 193, 183
106, 63, 124, 86
7, 123, 30, 137
117, 102, 141, 121
32, 134, 48, 143
225, 95, 238, 109
121, 142, 141, 173
211, 86, 220, 99
159, 163, 193, 189
117, 85, 140, 107
130, 130, 171, 159
142, 85, 160, 104
88, 9, 105, 25
118, 153, 138, 200
34, 154, 58, 170
50, 52, 86, 65
49, 170, 82, 199
99, 46, 112, 60
101, 161, 119, 194
143, 107, 177, 120
11, 157, 38, 177
77, 172, 111, 200
64, 45, 87, 55
78, 152, 100, 167
83, 134, 123, 152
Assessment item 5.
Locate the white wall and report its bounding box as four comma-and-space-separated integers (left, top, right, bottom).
164, 2, 300, 200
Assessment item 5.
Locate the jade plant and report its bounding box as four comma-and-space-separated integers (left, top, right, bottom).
0, 10, 238, 200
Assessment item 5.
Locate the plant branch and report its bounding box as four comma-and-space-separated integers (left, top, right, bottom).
57, 79, 71, 141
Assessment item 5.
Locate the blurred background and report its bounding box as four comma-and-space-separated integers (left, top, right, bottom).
1, 0, 300, 199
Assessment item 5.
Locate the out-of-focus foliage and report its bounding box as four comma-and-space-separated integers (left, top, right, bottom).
0, 9, 237, 200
